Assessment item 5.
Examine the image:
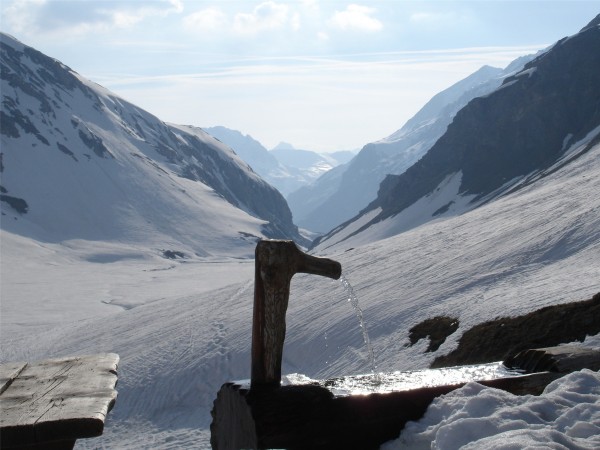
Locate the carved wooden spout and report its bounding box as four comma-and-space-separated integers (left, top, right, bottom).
251, 239, 342, 388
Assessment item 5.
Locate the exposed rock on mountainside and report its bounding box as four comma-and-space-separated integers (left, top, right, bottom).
376, 16, 600, 219
314, 16, 600, 249
429, 292, 600, 368
0, 33, 306, 251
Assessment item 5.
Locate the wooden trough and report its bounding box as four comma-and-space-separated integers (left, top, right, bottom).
210, 240, 600, 450
211, 346, 600, 450
0, 353, 119, 450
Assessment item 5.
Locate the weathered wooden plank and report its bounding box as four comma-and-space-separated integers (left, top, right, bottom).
0, 353, 119, 448
0, 362, 27, 395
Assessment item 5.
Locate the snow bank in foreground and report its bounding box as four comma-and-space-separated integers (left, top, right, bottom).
383, 369, 600, 450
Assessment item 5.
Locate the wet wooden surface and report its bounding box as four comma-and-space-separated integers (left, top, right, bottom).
0, 353, 119, 449
505, 345, 600, 374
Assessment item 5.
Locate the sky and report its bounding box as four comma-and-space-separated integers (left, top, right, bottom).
1, 1, 598, 152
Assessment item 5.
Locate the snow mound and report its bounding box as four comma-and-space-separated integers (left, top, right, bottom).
383, 369, 600, 450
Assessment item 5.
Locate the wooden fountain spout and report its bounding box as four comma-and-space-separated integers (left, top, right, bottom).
251, 239, 342, 389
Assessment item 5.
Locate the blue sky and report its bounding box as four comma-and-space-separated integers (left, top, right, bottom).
2, 1, 598, 151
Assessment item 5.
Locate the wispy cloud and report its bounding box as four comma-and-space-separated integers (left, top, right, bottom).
1, 0, 183, 36
96, 44, 543, 150
329, 4, 383, 32
233, 1, 291, 35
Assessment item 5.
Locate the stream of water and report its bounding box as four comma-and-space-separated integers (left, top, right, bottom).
340, 274, 377, 375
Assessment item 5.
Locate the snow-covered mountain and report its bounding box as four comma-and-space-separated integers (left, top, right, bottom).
271, 141, 354, 169
288, 56, 534, 234
202, 126, 297, 196
314, 15, 600, 251
0, 33, 307, 256
269, 142, 354, 196
202, 127, 353, 198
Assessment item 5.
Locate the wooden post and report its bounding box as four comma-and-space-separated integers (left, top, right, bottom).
251, 240, 341, 389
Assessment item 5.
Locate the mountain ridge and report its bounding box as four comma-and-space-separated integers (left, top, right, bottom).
314, 20, 600, 250
289, 55, 534, 234
0, 33, 307, 255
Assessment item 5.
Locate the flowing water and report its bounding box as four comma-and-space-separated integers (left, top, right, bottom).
340, 274, 377, 375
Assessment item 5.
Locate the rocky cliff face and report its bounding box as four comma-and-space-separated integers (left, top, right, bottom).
314, 15, 600, 249
375, 15, 600, 218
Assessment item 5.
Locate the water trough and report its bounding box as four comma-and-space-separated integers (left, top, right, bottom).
210, 240, 600, 450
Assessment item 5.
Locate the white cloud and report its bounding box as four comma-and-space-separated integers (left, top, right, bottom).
1, 0, 184, 37
104, 1, 185, 29
330, 4, 383, 32
183, 8, 228, 32
233, 1, 290, 34
1, 0, 47, 33
300, 0, 320, 16
168, 0, 184, 14
291, 12, 301, 31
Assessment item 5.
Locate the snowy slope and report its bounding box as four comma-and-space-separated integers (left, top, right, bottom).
2, 136, 598, 449
0, 33, 305, 256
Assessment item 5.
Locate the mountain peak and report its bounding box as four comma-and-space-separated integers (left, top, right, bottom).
581, 13, 600, 32
272, 141, 296, 151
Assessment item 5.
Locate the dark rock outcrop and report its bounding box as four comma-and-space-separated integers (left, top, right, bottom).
376, 19, 600, 217
315, 16, 600, 247
408, 316, 460, 352
431, 292, 600, 368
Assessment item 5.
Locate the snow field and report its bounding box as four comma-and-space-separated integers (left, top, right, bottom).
1, 143, 596, 449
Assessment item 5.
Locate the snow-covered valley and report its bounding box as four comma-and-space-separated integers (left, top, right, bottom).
2, 138, 599, 448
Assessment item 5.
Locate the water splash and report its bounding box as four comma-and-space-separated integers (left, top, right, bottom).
340, 274, 377, 375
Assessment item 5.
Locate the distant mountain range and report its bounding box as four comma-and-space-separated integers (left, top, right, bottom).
203, 127, 354, 198
0, 33, 306, 257
314, 14, 600, 251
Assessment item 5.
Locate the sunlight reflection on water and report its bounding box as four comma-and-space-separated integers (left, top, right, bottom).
282, 362, 523, 396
